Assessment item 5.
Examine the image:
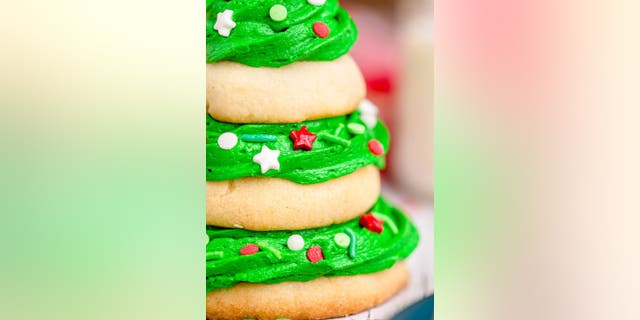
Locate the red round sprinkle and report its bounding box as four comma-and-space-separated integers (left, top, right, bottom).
313, 22, 330, 38
368, 139, 384, 156
306, 246, 324, 263
240, 244, 259, 255
359, 213, 384, 234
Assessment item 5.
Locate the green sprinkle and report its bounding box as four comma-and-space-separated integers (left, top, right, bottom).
319, 132, 351, 147
347, 123, 366, 135
276, 318, 290, 320
334, 232, 351, 248
257, 241, 282, 260
206, 251, 224, 260
333, 123, 345, 135
374, 212, 398, 234
344, 228, 357, 259
241, 134, 277, 142
269, 5, 288, 22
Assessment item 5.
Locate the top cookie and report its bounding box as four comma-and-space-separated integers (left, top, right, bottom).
206, 0, 358, 67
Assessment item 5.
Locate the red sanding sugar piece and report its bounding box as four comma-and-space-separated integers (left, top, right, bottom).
306, 246, 324, 263
359, 213, 384, 234
313, 22, 330, 38
240, 244, 259, 255
368, 139, 384, 156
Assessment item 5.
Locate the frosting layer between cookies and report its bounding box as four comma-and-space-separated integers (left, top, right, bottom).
206, 0, 357, 67
206, 110, 389, 184
205, 197, 419, 293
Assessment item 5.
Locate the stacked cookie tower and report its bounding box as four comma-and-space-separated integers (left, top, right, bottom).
205, 1, 419, 319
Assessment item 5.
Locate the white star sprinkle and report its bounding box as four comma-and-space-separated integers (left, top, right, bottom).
253, 145, 280, 174
214, 9, 236, 37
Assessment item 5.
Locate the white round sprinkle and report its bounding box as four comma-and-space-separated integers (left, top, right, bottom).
307, 0, 327, 6
217, 132, 238, 150
287, 234, 305, 251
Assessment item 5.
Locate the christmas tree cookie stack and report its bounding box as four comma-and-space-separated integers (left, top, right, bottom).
206, 1, 419, 319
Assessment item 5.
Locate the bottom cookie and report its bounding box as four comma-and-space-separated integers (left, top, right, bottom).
206, 262, 409, 320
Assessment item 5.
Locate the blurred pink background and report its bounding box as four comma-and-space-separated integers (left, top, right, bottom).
343, 0, 434, 201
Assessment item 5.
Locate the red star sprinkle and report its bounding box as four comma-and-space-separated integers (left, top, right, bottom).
368, 139, 384, 156
289, 125, 318, 151
240, 244, 259, 255
359, 213, 384, 234
306, 246, 324, 263
313, 22, 330, 38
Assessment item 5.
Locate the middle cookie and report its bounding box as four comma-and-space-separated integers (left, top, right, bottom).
206, 106, 389, 231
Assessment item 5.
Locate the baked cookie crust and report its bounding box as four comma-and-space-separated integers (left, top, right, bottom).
206, 165, 380, 231
206, 55, 366, 124
206, 262, 409, 320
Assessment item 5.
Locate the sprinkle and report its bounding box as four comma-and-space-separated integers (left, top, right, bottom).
253, 145, 280, 173
344, 228, 357, 258
361, 114, 378, 129
374, 212, 398, 234
358, 99, 379, 115
240, 244, 259, 255
241, 134, 277, 142
257, 241, 282, 260
287, 234, 305, 251
205, 233, 210, 244
313, 21, 330, 38
334, 123, 345, 135
347, 123, 366, 135
218, 132, 238, 150
306, 246, 324, 263
289, 126, 317, 151
319, 132, 351, 147
334, 232, 351, 248
269, 4, 288, 22
214, 9, 236, 37
358, 99, 379, 128
307, 0, 326, 6
206, 251, 224, 260
368, 139, 384, 155
360, 213, 384, 234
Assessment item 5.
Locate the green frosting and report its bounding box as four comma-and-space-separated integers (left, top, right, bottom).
206, 197, 419, 293
206, 111, 389, 184
206, 0, 358, 67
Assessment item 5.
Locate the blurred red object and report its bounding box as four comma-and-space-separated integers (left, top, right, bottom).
345, 4, 397, 95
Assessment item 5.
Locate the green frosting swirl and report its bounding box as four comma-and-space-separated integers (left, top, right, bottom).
206, 0, 358, 67
206, 197, 419, 293
206, 111, 389, 184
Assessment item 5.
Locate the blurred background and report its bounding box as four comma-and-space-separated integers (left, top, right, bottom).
343, 0, 434, 201
6, 0, 640, 319
339, 1, 434, 318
